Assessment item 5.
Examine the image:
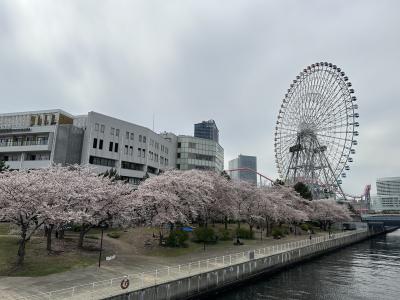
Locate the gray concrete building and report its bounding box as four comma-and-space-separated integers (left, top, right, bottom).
228, 154, 257, 185
0, 109, 84, 169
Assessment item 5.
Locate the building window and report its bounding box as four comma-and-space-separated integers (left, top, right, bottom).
139, 135, 142, 143
165, 147, 168, 154
95, 123, 99, 131
109, 142, 114, 151
189, 142, 196, 149
138, 148, 141, 157
129, 146, 133, 156
177, 153, 181, 158
93, 138, 98, 149
99, 139, 103, 150
114, 143, 119, 153
130, 133, 134, 140
126, 131, 129, 139
100, 124, 105, 133
178, 142, 181, 148
121, 161, 144, 171
111, 127, 115, 135
116, 129, 120, 137
143, 136, 146, 143
142, 149, 145, 158
89, 155, 116, 167
124, 145, 128, 155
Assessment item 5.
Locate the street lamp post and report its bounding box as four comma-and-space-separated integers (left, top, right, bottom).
98, 223, 108, 268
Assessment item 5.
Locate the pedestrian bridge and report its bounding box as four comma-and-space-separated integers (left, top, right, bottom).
361, 214, 400, 226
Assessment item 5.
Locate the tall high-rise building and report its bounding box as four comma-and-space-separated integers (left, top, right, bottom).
194, 120, 219, 143
228, 154, 257, 185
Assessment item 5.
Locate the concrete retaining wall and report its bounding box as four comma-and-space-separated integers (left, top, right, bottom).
103, 230, 376, 300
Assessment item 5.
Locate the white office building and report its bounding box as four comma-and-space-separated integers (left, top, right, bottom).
78, 111, 176, 184
371, 177, 400, 212
0, 110, 177, 185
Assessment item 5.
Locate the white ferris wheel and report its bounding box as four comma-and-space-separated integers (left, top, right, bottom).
274, 62, 359, 199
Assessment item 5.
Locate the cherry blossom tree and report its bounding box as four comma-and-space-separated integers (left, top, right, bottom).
233, 181, 264, 236
134, 169, 214, 244
64, 166, 134, 248
0, 169, 55, 265
310, 199, 351, 231
205, 172, 239, 228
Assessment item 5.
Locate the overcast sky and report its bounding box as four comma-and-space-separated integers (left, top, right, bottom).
1, 0, 399, 195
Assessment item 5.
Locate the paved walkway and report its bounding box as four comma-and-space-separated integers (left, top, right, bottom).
0, 232, 330, 300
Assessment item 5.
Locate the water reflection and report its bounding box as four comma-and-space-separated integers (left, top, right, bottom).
218, 230, 400, 300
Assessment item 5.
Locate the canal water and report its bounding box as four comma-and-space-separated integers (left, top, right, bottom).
218, 229, 400, 300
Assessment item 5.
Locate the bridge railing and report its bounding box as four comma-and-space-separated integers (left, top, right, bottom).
17, 229, 367, 300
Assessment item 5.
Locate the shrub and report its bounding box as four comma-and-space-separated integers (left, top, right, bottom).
272, 228, 283, 239
300, 224, 309, 231
218, 229, 232, 241
235, 228, 254, 240
193, 227, 217, 243
166, 230, 189, 247
71, 224, 81, 232
107, 232, 121, 239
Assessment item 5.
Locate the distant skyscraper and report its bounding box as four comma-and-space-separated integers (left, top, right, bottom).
194, 120, 219, 143
228, 154, 257, 185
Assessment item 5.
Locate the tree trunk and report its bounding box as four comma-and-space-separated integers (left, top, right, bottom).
158, 230, 163, 246
45, 224, 54, 252
78, 225, 90, 249
17, 226, 28, 266
237, 221, 241, 229
224, 216, 228, 230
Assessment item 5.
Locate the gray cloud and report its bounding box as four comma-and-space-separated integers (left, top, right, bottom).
0, 0, 399, 195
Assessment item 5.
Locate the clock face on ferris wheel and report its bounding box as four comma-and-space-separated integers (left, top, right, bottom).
274, 62, 359, 195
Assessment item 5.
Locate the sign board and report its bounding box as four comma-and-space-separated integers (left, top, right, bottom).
106, 254, 116, 261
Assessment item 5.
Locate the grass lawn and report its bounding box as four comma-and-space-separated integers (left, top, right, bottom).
0, 223, 10, 235
0, 234, 98, 277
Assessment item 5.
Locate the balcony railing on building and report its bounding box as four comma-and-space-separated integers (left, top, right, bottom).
0, 139, 49, 147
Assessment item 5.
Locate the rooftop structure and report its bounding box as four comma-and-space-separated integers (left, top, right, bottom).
194, 120, 219, 143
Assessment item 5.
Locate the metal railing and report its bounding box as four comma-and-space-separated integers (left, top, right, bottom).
17, 229, 367, 300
